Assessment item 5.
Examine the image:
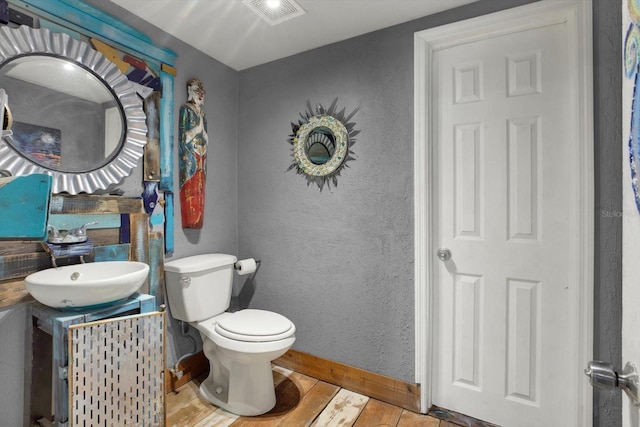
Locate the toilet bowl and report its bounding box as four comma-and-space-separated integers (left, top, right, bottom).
195, 310, 295, 415
164, 254, 296, 416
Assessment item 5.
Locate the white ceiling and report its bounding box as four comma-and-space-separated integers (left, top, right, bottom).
109, 0, 478, 71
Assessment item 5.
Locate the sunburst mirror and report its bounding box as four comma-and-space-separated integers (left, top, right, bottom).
287, 99, 359, 190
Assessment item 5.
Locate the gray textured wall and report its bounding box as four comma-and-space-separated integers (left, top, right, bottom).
0, 304, 28, 426
236, 24, 417, 381
593, 0, 623, 425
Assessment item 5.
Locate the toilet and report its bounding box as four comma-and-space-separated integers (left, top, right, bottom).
164, 253, 295, 416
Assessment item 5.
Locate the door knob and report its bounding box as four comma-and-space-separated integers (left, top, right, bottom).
584, 361, 617, 390
585, 361, 640, 406
437, 248, 451, 261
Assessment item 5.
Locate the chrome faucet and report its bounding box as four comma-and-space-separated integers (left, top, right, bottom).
63, 221, 97, 243
42, 222, 97, 267
47, 221, 98, 244
47, 224, 61, 243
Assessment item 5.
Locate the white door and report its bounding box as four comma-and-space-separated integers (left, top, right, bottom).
425, 4, 590, 426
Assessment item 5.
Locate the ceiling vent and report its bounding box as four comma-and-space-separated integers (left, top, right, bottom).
242, 0, 306, 26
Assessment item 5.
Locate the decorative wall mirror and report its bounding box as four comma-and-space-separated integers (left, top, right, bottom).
287, 99, 359, 190
0, 25, 147, 194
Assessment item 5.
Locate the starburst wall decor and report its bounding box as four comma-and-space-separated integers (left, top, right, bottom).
287, 99, 359, 190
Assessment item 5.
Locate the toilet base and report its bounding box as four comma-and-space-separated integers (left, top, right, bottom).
199, 360, 276, 416
194, 314, 295, 416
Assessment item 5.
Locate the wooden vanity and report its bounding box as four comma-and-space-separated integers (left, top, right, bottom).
0, 194, 165, 309
28, 293, 163, 426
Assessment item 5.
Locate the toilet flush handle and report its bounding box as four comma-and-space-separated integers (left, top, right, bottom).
179, 276, 191, 288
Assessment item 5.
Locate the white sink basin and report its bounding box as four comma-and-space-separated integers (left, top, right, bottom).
25, 261, 149, 310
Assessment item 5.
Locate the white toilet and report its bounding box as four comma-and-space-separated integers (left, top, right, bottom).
164, 253, 296, 416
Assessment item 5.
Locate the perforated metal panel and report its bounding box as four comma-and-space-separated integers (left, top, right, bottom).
68, 312, 165, 426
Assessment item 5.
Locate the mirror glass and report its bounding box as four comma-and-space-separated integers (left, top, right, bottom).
0, 26, 147, 194
0, 55, 124, 172
305, 127, 335, 165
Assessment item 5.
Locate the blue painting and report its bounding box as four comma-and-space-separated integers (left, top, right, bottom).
11, 121, 61, 169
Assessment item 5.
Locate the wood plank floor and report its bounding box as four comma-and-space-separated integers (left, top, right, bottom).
166, 365, 456, 427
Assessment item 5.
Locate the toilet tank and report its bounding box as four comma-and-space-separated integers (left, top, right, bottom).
164, 253, 237, 322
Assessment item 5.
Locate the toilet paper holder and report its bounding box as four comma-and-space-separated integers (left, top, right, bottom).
585, 361, 640, 405
234, 258, 260, 275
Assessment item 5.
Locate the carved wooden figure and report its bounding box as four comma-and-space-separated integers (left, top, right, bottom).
179, 78, 208, 229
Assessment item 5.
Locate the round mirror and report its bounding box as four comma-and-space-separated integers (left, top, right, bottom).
0, 55, 124, 173
0, 26, 146, 194
292, 115, 348, 177
287, 100, 359, 190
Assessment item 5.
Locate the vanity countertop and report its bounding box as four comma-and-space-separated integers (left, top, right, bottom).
0, 279, 32, 308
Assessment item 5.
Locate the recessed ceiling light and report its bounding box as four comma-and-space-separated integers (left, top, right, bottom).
242, 0, 305, 26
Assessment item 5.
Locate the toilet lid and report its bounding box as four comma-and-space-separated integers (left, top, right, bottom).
214, 309, 294, 342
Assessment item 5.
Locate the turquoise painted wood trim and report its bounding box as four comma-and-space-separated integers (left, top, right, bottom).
160, 68, 175, 255
0, 174, 51, 240
56, 0, 151, 42
11, 0, 177, 65
52, 318, 69, 422
159, 70, 175, 192
39, 18, 81, 40
148, 233, 164, 304
94, 244, 130, 261
31, 293, 156, 324
164, 192, 174, 255
48, 214, 120, 231
139, 293, 158, 312
150, 210, 164, 226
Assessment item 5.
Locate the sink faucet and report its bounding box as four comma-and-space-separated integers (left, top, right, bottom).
63, 221, 97, 243
42, 221, 97, 267
47, 224, 60, 242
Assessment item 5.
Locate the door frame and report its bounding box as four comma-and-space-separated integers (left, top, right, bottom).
413, 0, 594, 421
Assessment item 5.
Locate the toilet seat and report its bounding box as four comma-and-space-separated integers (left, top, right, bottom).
199, 309, 295, 343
